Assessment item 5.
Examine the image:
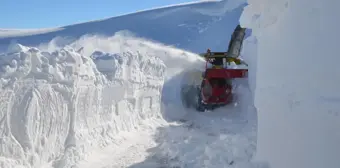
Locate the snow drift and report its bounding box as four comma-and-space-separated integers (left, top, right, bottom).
240, 0, 340, 168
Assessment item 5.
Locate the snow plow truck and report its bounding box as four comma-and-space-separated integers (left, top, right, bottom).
181, 25, 248, 112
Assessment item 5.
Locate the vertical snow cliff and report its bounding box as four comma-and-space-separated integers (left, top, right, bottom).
241, 0, 340, 168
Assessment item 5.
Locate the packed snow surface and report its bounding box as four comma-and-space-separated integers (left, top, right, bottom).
240, 0, 340, 168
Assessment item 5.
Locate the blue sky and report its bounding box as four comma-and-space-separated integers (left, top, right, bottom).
0, 0, 193, 29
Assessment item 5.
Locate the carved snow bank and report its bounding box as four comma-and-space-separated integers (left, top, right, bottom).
0, 43, 165, 168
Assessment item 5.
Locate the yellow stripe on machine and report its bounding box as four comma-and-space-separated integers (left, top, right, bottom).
204, 52, 227, 58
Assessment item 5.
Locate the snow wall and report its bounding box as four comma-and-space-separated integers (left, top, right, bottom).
0, 32, 204, 168
240, 0, 340, 168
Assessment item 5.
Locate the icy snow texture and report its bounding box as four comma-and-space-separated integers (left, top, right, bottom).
240, 0, 340, 168
0, 39, 168, 168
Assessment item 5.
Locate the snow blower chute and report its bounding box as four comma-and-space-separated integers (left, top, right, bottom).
181, 25, 248, 112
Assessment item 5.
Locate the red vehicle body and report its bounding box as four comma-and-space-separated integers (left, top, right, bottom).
196, 52, 248, 111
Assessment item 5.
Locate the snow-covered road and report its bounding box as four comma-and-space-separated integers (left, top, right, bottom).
77, 119, 164, 168
78, 111, 257, 168
77, 83, 259, 168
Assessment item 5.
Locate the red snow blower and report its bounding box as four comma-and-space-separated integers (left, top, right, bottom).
196, 50, 248, 111
181, 25, 249, 112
